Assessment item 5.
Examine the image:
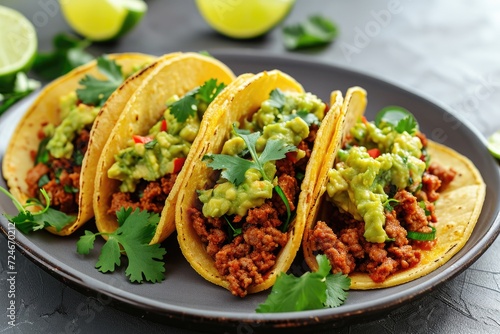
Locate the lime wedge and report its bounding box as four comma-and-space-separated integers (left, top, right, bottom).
195, 0, 296, 39
487, 130, 500, 159
60, 0, 147, 42
0, 5, 37, 92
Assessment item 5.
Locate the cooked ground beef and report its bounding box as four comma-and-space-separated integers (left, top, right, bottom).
190, 128, 317, 297
107, 172, 179, 216
25, 129, 89, 214
309, 161, 454, 283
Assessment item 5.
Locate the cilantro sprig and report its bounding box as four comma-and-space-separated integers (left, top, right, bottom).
169, 78, 226, 122
283, 15, 339, 50
375, 106, 419, 135
256, 254, 350, 312
203, 126, 296, 228
76, 207, 166, 283
0, 186, 75, 234
76, 55, 124, 106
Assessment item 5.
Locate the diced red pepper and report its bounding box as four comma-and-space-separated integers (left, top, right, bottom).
133, 135, 154, 144
361, 116, 368, 124
367, 148, 381, 158
286, 151, 298, 163
161, 119, 168, 132
173, 157, 186, 173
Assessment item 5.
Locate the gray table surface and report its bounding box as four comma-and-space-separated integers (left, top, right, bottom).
1, 0, 500, 333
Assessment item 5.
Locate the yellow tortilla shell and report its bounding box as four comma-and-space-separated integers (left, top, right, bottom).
2, 53, 156, 236
303, 87, 486, 289
175, 70, 344, 294
93, 52, 235, 243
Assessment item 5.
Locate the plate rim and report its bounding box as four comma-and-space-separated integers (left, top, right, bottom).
1, 50, 500, 330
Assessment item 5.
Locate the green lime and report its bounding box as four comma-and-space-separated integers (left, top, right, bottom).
487, 130, 500, 159
59, 0, 147, 42
195, 0, 296, 39
0, 5, 37, 92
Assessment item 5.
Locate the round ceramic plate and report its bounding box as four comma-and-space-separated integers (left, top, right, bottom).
1, 51, 499, 332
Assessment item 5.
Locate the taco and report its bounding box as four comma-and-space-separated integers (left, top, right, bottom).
93, 52, 235, 243
2, 53, 156, 236
175, 70, 345, 297
303, 87, 486, 289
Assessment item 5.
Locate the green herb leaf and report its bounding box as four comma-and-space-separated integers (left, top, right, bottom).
375, 106, 419, 135
0, 186, 75, 233
283, 15, 339, 50
0, 72, 40, 116
169, 94, 198, 123
223, 215, 242, 238
63, 185, 79, 193
197, 78, 226, 104
383, 198, 399, 211
203, 154, 255, 187
274, 185, 292, 231
32, 33, 93, 80
76, 230, 97, 255
144, 139, 158, 149
268, 89, 286, 111
77, 208, 166, 283
256, 254, 350, 313
37, 174, 50, 187
76, 56, 124, 106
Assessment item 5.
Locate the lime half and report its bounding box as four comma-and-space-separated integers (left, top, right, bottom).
487, 130, 500, 159
0, 5, 37, 92
60, 0, 147, 42
195, 0, 296, 39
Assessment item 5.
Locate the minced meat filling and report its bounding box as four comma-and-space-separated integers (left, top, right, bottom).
107, 172, 179, 216
190, 126, 318, 297
25, 129, 90, 214
309, 163, 455, 283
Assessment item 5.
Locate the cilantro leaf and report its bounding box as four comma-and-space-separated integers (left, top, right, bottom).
0, 72, 40, 116
77, 208, 166, 283
169, 94, 198, 123
325, 273, 351, 308
197, 78, 226, 104
395, 115, 419, 135
256, 254, 350, 313
32, 33, 94, 81
259, 138, 296, 166
76, 230, 97, 255
76, 56, 124, 106
283, 15, 339, 50
375, 106, 419, 135
0, 186, 75, 233
268, 89, 286, 111
203, 154, 255, 186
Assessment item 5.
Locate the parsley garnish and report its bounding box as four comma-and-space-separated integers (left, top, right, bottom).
0, 186, 75, 234
76, 55, 124, 106
283, 15, 339, 50
169, 79, 226, 122
76, 207, 166, 283
268, 89, 286, 111
256, 254, 350, 312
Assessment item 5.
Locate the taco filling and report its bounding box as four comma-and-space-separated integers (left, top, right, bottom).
106, 79, 226, 216
188, 89, 326, 297
24, 58, 146, 215
307, 108, 457, 283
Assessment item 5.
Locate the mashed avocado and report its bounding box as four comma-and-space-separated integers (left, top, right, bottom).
199, 89, 325, 218
46, 92, 100, 159
107, 96, 199, 193
326, 120, 426, 243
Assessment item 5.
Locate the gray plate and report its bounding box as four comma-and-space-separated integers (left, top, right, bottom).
1, 51, 499, 332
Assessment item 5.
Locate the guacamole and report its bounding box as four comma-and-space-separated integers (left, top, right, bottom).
326, 120, 426, 243
45, 92, 100, 159
107, 95, 200, 193
199, 89, 325, 218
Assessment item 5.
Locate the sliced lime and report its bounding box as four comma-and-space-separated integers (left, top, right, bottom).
487, 130, 500, 159
0, 5, 37, 92
59, 0, 147, 42
195, 0, 296, 39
